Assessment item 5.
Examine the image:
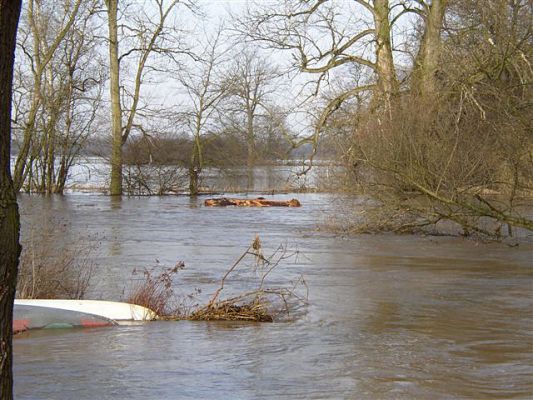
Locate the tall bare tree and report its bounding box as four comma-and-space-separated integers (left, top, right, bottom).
13, 0, 103, 193
11, 0, 83, 192
235, 0, 404, 171
177, 27, 228, 195
0, 0, 22, 397
411, 0, 448, 98
224, 49, 280, 188
104, 0, 195, 195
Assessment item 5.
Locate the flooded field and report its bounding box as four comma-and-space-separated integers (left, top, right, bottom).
13, 193, 533, 399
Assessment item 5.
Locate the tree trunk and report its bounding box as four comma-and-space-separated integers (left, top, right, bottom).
189, 139, 201, 196
0, 1, 22, 398
412, 0, 448, 98
189, 165, 199, 196
44, 105, 59, 194
246, 107, 255, 191
189, 145, 199, 196
106, 0, 123, 196
12, 80, 40, 192
373, 0, 398, 108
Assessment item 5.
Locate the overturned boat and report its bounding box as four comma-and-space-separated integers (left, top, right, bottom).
13, 304, 116, 334
14, 299, 157, 333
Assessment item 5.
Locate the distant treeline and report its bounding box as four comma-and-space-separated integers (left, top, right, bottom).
62, 133, 321, 167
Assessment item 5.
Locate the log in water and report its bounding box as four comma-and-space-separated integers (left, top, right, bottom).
204, 197, 301, 207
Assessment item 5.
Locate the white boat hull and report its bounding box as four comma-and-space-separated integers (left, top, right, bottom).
14, 299, 157, 321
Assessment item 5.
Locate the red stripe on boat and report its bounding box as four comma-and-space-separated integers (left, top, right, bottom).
80, 318, 113, 328
13, 319, 30, 333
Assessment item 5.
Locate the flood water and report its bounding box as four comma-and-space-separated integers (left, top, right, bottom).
13, 193, 533, 399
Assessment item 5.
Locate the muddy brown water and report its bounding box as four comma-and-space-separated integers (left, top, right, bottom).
13, 193, 533, 399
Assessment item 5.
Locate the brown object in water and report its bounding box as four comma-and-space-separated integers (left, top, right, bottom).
204, 197, 301, 208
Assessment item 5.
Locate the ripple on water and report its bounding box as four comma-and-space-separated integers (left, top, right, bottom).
14, 193, 533, 400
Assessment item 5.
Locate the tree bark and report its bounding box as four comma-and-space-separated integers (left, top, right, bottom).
373, 0, 398, 108
412, 0, 448, 98
189, 148, 199, 196
106, 0, 123, 196
246, 105, 255, 191
0, 1, 22, 398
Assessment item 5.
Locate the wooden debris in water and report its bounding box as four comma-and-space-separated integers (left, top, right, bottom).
189, 236, 307, 322
128, 236, 308, 322
189, 297, 273, 322
204, 197, 301, 207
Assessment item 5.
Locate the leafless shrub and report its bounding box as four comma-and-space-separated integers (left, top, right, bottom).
190, 235, 308, 322
123, 164, 188, 195
347, 86, 532, 239
16, 220, 98, 299
126, 236, 308, 322
126, 261, 186, 317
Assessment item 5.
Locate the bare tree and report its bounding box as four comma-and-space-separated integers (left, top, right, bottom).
168, 25, 229, 195
12, 0, 103, 193
104, 0, 196, 195
177, 28, 228, 195
224, 49, 280, 188
11, 0, 83, 192
233, 0, 405, 173
0, 0, 22, 397
346, 0, 533, 238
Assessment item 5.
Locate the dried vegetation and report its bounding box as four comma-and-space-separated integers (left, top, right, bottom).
16, 220, 97, 299
127, 236, 308, 322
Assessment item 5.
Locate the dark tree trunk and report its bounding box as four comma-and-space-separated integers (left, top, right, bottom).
189, 144, 199, 196
0, 1, 22, 398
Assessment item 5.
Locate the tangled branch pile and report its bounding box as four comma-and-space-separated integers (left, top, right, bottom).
127, 236, 307, 322
190, 235, 307, 322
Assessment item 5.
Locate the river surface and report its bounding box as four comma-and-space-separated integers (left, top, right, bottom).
13, 193, 533, 399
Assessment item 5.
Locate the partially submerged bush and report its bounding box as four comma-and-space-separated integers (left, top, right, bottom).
348, 91, 533, 240
123, 164, 189, 195
189, 235, 308, 322
127, 236, 308, 322
125, 261, 186, 317
16, 219, 98, 299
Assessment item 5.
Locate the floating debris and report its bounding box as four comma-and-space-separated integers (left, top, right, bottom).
204, 197, 301, 207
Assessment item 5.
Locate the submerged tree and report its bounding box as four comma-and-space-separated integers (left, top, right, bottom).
176, 27, 228, 195
224, 49, 281, 189
0, 0, 22, 397
12, 0, 103, 193
347, 0, 533, 237
104, 0, 196, 196
11, 0, 83, 192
